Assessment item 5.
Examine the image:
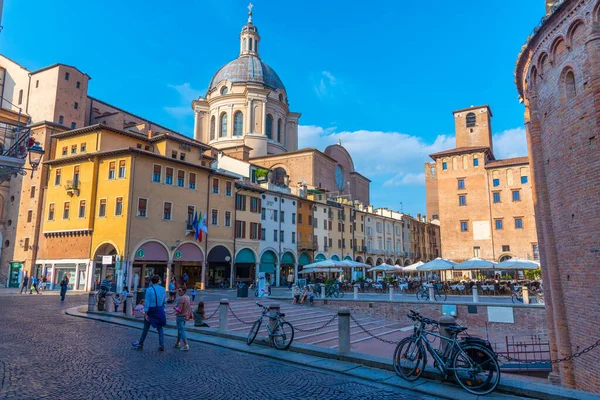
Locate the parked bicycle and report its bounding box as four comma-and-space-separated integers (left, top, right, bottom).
393, 310, 500, 395
416, 284, 447, 302
325, 283, 344, 298
511, 287, 545, 304
247, 302, 294, 350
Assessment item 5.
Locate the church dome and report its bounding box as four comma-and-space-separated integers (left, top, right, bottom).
208, 55, 285, 92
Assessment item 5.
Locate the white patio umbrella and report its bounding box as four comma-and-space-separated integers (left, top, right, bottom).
401, 261, 424, 272
367, 263, 401, 272
416, 257, 457, 271
496, 258, 540, 270
298, 267, 343, 274
454, 257, 497, 270
341, 260, 370, 268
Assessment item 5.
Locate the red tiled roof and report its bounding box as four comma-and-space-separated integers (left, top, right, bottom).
485, 156, 530, 168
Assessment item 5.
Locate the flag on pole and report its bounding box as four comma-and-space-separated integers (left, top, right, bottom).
192, 212, 199, 241
200, 211, 208, 242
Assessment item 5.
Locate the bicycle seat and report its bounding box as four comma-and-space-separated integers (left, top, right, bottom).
445, 325, 468, 334
279, 313, 285, 317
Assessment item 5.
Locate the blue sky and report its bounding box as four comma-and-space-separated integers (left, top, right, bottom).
0, 0, 544, 216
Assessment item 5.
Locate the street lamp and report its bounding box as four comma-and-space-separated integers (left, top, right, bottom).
27, 141, 45, 175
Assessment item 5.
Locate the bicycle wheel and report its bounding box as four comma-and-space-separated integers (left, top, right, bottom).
247, 319, 262, 345
338, 290, 345, 299
416, 289, 426, 302
452, 344, 501, 395
511, 294, 522, 303
434, 290, 447, 302
393, 337, 426, 381
272, 321, 294, 350
333, 289, 340, 298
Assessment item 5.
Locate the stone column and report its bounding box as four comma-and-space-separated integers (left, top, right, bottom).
228, 104, 234, 138
219, 298, 229, 332
388, 285, 394, 301
472, 286, 479, 303
439, 315, 456, 355
293, 263, 298, 285
428, 284, 435, 302
201, 260, 206, 290
105, 292, 114, 312
261, 100, 267, 136
275, 263, 281, 287
166, 262, 172, 288
268, 303, 280, 339
88, 292, 96, 312
338, 307, 351, 354
125, 293, 134, 316
320, 284, 326, 299
248, 99, 253, 133
353, 284, 359, 299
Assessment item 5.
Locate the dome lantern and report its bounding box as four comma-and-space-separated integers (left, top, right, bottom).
240, 3, 261, 58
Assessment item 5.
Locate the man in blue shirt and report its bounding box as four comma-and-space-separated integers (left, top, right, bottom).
132, 275, 167, 351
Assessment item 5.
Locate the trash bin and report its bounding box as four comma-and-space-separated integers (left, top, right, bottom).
237, 285, 248, 298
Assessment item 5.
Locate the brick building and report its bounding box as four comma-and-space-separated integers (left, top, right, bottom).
515, 0, 600, 392
426, 106, 538, 263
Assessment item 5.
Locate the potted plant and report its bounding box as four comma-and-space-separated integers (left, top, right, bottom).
255, 168, 268, 183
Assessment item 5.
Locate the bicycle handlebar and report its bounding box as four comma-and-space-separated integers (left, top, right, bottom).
407, 309, 439, 326
255, 302, 270, 311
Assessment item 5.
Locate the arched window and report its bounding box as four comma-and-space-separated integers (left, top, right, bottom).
220, 86, 228, 95
466, 112, 476, 128
272, 167, 287, 185
565, 70, 576, 100
277, 118, 282, 142
220, 113, 228, 137
249, 38, 253, 51
234, 111, 243, 136
210, 116, 216, 140
279, 94, 284, 102
18, 89, 23, 105
266, 114, 273, 139
243, 38, 247, 50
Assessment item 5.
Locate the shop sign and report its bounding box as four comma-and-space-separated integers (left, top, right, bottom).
136, 249, 145, 259
102, 256, 113, 265
174, 250, 182, 259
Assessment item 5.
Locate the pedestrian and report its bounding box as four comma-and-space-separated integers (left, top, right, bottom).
173, 287, 191, 351
29, 276, 39, 294
113, 294, 121, 312
134, 299, 145, 318
20, 273, 29, 294
292, 285, 301, 304
194, 302, 209, 327
132, 275, 166, 351
59, 275, 69, 302
287, 272, 294, 289
168, 278, 176, 303
182, 272, 189, 288
121, 286, 129, 314
41, 275, 47, 292
190, 287, 197, 303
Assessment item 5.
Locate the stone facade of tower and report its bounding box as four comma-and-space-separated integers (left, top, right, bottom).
515, 0, 600, 393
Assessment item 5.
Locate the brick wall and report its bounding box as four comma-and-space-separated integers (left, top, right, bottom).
515, 0, 600, 393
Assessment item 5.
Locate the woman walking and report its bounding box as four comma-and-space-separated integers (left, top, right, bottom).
173, 287, 191, 351
59, 275, 69, 302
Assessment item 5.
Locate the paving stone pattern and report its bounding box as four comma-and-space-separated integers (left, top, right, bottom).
0, 295, 440, 400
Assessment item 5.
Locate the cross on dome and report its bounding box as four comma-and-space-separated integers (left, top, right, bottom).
248, 3, 253, 22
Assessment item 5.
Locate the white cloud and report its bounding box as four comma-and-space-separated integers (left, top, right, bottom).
313, 71, 337, 99
164, 82, 203, 119
492, 127, 528, 159
384, 173, 426, 187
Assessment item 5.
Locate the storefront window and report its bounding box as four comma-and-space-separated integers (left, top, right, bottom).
54, 264, 77, 290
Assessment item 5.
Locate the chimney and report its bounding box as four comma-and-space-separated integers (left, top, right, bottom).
147, 129, 153, 139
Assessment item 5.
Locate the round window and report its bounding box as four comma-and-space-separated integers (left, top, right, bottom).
261, 195, 266, 199
220, 86, 229, 95
281, 199, 285, 203
4, 240, 9, 248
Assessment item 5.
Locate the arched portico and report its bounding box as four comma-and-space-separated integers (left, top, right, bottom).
131, 240, 171, 289
280, 252, 296, 286
173, 242, 204, 288
234, 247, 257, 286
207, 245, 232, 288
259, 249, 278, 285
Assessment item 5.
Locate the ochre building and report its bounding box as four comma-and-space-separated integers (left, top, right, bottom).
515, 0, 600, 392
426, 106, 538, 263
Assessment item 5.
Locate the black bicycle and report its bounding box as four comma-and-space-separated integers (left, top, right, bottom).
247, 302, 294, 350
415, 284, 447, 302
393, 310, 500, 395
325, 283, 344, 298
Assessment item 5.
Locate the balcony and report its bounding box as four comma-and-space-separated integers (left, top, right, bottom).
0, 122, 31, 183
64, 180, 80, 196
299, 239, 318, 251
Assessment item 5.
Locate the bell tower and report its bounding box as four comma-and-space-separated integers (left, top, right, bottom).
239, 3, 261, 57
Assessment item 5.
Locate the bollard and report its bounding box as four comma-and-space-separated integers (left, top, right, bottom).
88, 291, 96, 312
320, 284, 326, 299
338, 307, 351, 354
353, 284, 359, 299
125, 293, 134, 316
472, 286, 479, 303
105, 292, 114, 312
439, 315, 457, 356
522, 286, 530, 304
389, 285, 394, 301
219, 298, 229, 332
428, 285, 435, 302
268, 303, 280, 339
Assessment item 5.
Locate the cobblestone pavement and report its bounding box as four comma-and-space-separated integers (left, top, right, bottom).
0, 294, 442, 400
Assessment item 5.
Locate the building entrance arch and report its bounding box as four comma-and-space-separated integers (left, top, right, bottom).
93, 242, 119, 291
259, 250, 278, 284
131, 240, 170, 289
280, 252, 296, 286
173, 242, 204, 288
207, 245, 232, 288
234, 248, 256, 286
